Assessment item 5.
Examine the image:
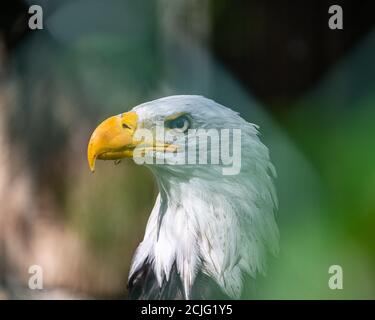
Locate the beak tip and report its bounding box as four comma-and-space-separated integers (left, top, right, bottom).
89, 164, 95, 173
87, 141, 96, 172
88, 155, 96, 173
88, 161, 96, 173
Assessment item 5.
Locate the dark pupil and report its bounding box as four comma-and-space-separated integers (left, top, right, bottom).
171, 117, 185, 129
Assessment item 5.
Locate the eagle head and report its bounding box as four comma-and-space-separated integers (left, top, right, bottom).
87, 95, 278, 299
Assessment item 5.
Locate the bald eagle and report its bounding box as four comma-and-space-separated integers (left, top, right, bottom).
87, 95, 278, 299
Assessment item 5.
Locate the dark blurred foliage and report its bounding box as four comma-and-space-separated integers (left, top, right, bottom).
0, 1, 29, 51
2, 1, 374, 111
210, 0, 375, 111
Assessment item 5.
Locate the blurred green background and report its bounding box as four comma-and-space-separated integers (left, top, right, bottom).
0, 0, 374, 299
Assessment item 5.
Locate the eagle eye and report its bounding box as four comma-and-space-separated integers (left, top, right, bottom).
165, 115, 191, 132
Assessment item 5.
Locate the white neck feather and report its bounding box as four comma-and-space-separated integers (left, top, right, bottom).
129, 125, 278, 299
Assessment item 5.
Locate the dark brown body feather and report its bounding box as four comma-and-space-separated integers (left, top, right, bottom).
128, 262, 231, 300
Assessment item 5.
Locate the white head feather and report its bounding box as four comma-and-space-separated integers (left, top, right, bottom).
128, 95, 278, 299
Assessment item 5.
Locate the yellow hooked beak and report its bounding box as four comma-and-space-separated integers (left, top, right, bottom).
87, 111, 179, 172
87, 112, 138, 172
